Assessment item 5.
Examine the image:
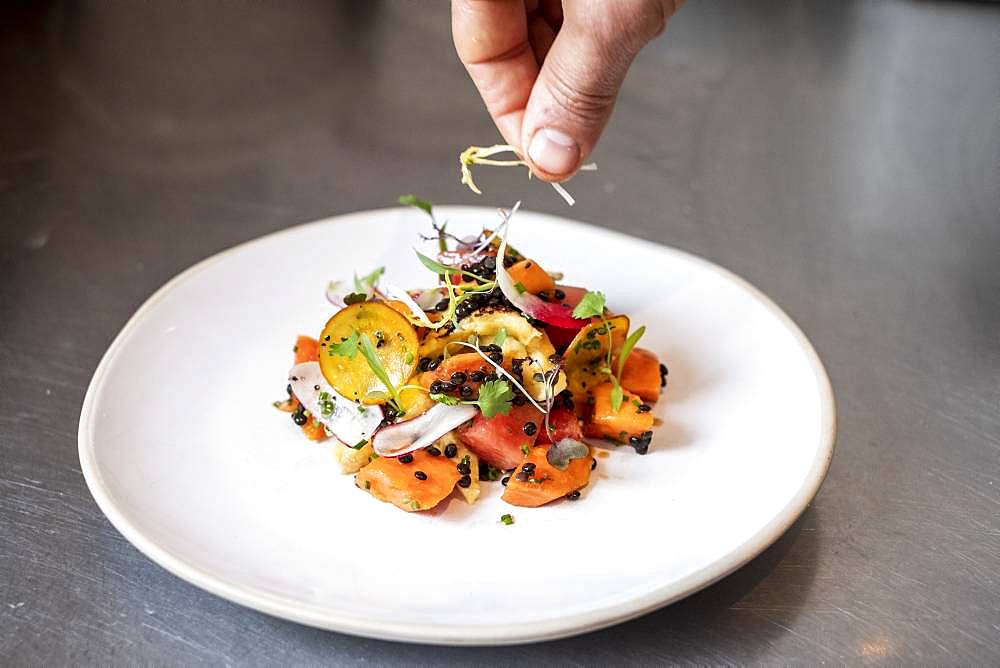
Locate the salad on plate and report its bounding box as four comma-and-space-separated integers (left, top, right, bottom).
275, 196, 668, 514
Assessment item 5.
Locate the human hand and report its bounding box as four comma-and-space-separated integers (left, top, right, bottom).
452, 0, 681, 181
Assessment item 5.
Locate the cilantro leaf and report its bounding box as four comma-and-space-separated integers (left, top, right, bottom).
476, 379, 515, 418
493, 327, 507, 347
358, 334, 401, 405
398, 194, 434, 217
327, 330, 359, 359
616, 325, 646, 379
572, 291, 606, 319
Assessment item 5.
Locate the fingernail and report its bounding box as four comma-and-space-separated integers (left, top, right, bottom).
527, 128, 580, 176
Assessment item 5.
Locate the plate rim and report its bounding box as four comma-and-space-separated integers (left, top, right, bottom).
78, 205, 837, 645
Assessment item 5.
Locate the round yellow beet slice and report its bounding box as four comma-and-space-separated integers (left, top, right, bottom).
318, 302, 419, 404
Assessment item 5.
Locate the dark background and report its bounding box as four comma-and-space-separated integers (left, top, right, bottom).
2, 1, 999, 664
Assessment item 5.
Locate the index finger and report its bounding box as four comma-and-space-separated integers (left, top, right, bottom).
452, 0, 539, 147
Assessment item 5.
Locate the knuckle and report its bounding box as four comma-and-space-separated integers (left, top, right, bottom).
543, 63, 617, 125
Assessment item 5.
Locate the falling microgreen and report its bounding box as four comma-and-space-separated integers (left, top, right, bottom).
458, 144, 596, 206
327, 330, 359, 359
397, 194, 434, 217
572, 291, 606, 320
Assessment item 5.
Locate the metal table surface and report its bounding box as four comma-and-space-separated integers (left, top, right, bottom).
2, 1, 998, 664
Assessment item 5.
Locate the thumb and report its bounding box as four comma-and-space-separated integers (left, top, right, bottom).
520, 5, 665, 181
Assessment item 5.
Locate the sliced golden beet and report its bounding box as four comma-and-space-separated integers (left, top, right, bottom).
563, 315, 630, 395
501, 445, 593, 507
355, 449, 461, 512
318, 302, 419, 404
584, 382, 654, 443
506, 259, 556, 295
620, 347, 661, 403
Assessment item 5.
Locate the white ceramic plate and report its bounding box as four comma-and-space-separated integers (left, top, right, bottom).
79, 206, 835, 645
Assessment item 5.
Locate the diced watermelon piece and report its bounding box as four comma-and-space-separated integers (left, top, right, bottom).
537, 405, 584, 445
457, 403, 543, 469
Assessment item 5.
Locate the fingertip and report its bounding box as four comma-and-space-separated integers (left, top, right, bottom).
525, 127, 581, 181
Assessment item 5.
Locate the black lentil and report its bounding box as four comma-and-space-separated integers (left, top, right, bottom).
457, 460, 472, 475
457, 474, 472, 488
429, 380, 445, 394
450, 371, 468, 384
522, 462, 536, 473
501, 475, 511, 486
444, 443, 458, 458
515, 470, 530, 482
566, 490, 581, 501
522, 421, 537, 436
286, 383, 293, 396
488, 351, 504, 365
538, 290, 550, 302
434, 298, 450, 312
425, 446, 441, 457
398, 453, 414, 464
553, 288, 566, 301
426, 356, 443, 371
637, 403, 652, 413
591, 458, 597, 470
418, 357, 432, 372
292, 412, 308, 426
460, 385, 474, 398
414, 470, 428, 480
469, 370, 486, 383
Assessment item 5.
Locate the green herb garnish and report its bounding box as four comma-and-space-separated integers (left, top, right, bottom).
358, 334, 402, 406
493, 327, 507, 347
572, 291, 606, 319
318, 391, 335, 418
327, 330, 359, 359
343, 292, 368, 305
353, 439, 368, 450
609, 376, 624, 413
500, 513, 514, 525
430, 379, 514, 418
616, 325, 646, 379
398, 194, 433, 217
353, 266, 385, 294
520, 444, 530, 455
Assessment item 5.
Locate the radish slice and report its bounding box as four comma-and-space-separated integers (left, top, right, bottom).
371, 403, 478, 457
495, 205, 587, 331
325, 281, 349, 309
382, 283, 435, 327
288, 362, 383, 446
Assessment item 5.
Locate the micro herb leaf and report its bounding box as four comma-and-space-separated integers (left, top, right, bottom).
514, 282, 526, 295
475, 379, 515, 418
493, 327, 507, 348
430, 393, 462, 406
398, 194, 434, 217
354, 266, 385, 293
500, 513, 514, 525
352, 439, 368, 450
358, 334, 401, 405
327, 330, 359, 359
616, 325, 646, 379
404, 351, 414, 365
572, 291, 606, 319
609, 375, 624, 413
415, 249, 455, 276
